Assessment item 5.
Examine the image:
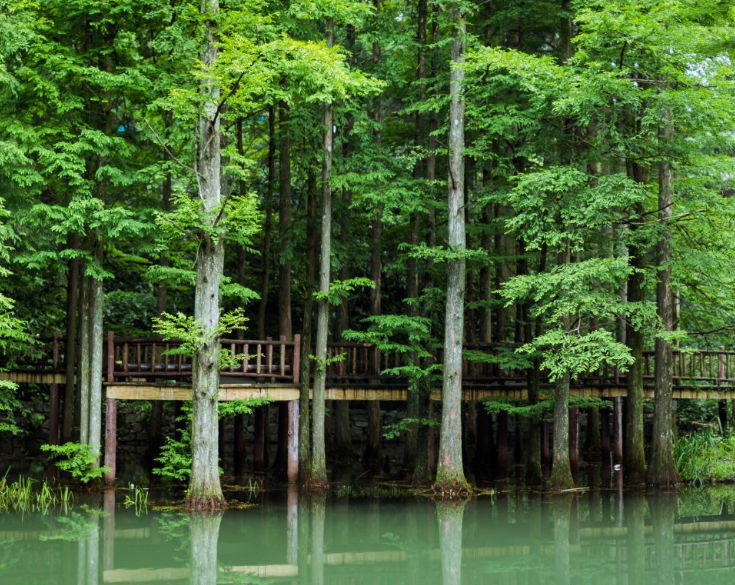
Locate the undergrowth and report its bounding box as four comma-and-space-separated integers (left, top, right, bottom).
675, 428, 735, 485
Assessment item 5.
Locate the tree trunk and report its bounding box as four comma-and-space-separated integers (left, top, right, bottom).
278, 103, 292, 340
299, 168, 318, 482
257, 108, 275, 340
79, 274, 91, 445
334, 105, 355, 461
186, 0, 225, 508
62, 234, 80, 443
548, 372, 574, 490
648, 111, 678, 488
365, 9, 383, 473
149, 150, 173, 465
89, 266, 103, 464
436, 3, 469, 495
309, 22, 335, 488
625, 191, 646, 483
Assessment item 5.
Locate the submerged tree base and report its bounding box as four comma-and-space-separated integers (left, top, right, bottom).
432, 473, 472, 499
184, 495, 227, 511
546, 464, 574, 492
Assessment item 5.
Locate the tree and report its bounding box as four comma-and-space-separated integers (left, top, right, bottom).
435, 1, 470, 495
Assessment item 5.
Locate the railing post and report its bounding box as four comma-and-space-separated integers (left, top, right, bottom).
719, 352, 725, 387
48, 331, 61, 445
106, 331, 115, 383
293, 334, 301, 384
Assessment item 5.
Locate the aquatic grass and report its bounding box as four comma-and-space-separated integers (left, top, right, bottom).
0, 474, 74, 513
123, 484, 149, 515
675, 428, 735, 485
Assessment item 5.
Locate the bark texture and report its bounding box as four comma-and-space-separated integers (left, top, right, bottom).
648, 112, 678, 488
187, 0, 225, 508
309, 23, 335, 488
436, 3, 469, 495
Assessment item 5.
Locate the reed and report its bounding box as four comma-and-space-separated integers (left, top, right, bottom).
0, 473, 75, 513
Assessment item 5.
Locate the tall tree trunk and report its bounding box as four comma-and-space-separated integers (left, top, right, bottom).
89, 255, 103, 465
309, 21, 335, 488
624, 162, 646, 484
62, 234, 80, 443
365, 4, 383, 472
548, 246, 574, 490
299, 168, 318, 482
149, 134, 174, 465
436, 3, 469, 494
334, 77, 356, 460
79, 274, 91, 445
278, 104, 292, 340
648, 111, 677, 488
258, 109, 276, 339
187, 0, 225, 508
274, 101, 293, 475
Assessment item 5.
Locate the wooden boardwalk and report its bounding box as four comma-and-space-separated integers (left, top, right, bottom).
9, 332, 735, 400
7, 332, 735, 485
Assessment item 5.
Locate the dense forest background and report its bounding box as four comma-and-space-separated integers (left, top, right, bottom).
1, 0, 735, 496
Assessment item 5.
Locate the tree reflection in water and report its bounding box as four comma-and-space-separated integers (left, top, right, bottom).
309, 492, 327, 585
189, 512, 222, 585
649, 492, 677, 585
436, 500, 466, 585
549, 494, 572, 585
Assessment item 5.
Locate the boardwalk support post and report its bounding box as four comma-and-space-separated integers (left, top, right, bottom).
613, 397, 623, 466
287, 399, 300, 483
104, 331, 117, 486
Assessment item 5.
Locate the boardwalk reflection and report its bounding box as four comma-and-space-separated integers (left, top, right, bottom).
6, 488, 735, 583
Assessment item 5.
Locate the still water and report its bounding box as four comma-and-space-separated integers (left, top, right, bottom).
2, 486, 735, 584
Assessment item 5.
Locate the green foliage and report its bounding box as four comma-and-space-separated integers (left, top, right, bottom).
41, 443, 110, 484
152, 308, 248, 363
519, 329, 634, 383
481, 396, 612, 420
313, 277, 375, 306
154, 398, 271, 482
675, 428, 735, 485
382, 418, 439, 440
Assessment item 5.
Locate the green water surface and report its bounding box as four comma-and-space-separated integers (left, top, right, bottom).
1, 486, 735, 584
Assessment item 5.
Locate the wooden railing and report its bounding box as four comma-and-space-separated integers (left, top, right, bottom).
108, 333, 301, 384
5, 333, 735, 391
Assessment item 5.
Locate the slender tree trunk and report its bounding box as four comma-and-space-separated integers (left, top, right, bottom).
258, 109, 275, 340
149, 136, 173, 465
365, 7, 383, 472
62, 234, 80, 443
625, 169, 646, 483
436, 3, 469, 495
79, 274, 91, 445
278, 104, 292, 340
89, 262, 103, 465
187, 0, 225, 508
648, 111, 678, 488
309, 21, 335, 488
274, 101, 294, 475
299, 168, 318, 483
334, 99, 356, 461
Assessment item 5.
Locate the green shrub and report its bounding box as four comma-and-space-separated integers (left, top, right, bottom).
41, 442, 110, 483
675, 428, 735, 485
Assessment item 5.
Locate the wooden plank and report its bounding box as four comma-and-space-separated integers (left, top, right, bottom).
0, 372, 65, 384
